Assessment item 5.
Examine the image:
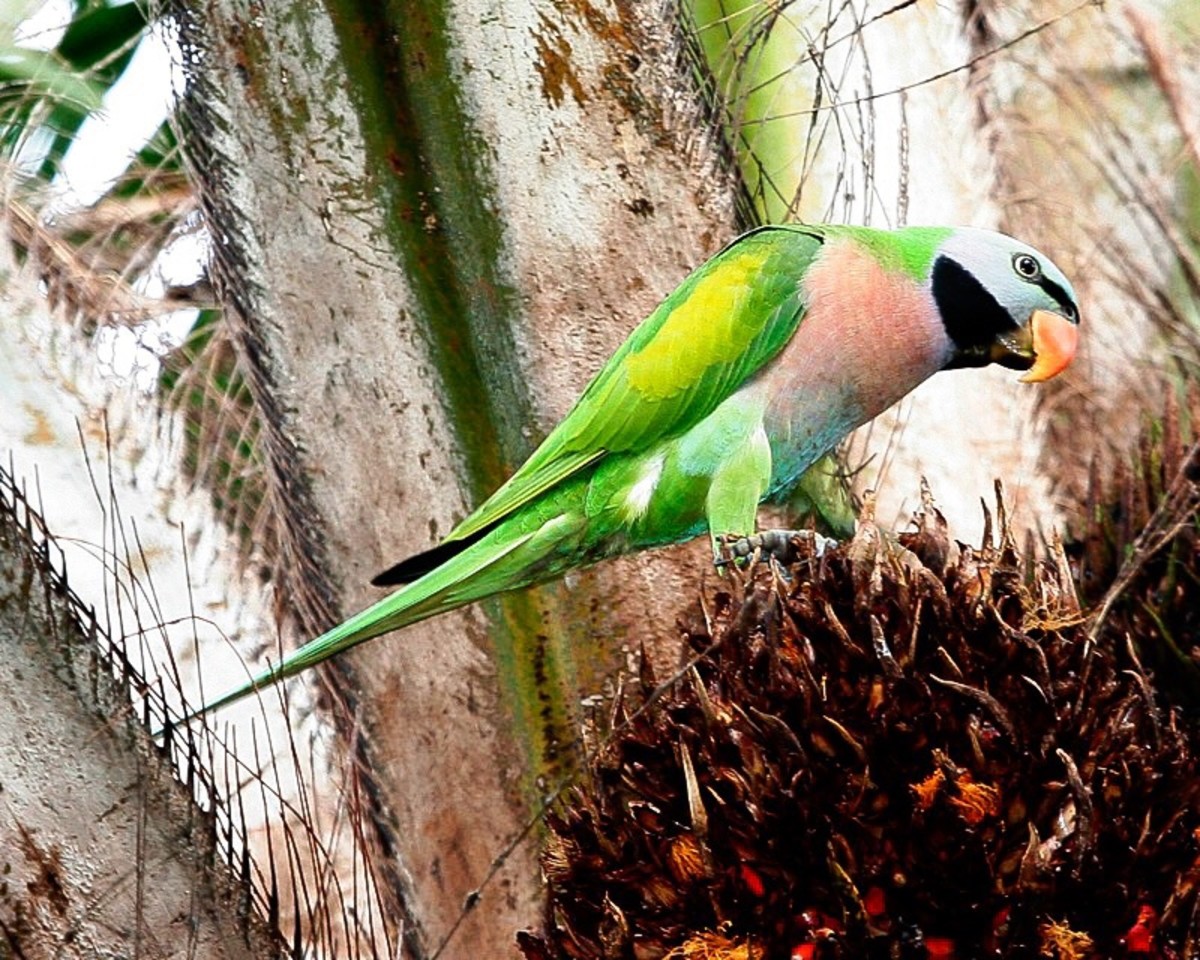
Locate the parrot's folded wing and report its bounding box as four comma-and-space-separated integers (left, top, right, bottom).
445, 225, 824, 543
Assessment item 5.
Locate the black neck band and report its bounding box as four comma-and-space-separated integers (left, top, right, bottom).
931, 255, 1014, 359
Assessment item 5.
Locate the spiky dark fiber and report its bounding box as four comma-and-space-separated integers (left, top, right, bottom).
1067, 384, 1200, 705
521, 498, 1200, 959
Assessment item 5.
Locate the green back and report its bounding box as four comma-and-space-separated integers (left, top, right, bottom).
815, 224, 950, 281
446, 226, 826, 541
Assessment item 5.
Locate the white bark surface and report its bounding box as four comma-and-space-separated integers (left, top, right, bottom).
0, 441, 280, 960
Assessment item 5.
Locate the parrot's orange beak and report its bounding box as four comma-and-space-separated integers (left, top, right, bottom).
1018, 309, 1079, 383
992, 308, 1079, 382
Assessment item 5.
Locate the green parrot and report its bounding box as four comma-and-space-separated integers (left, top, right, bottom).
176, 223, 1079, 724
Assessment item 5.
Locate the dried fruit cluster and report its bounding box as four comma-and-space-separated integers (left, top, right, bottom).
519, 494, 1200, 959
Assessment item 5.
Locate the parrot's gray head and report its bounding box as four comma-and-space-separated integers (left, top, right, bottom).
931, 227, 1080, 382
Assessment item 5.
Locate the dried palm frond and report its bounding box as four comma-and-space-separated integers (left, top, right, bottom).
1068, 385, 1200, 705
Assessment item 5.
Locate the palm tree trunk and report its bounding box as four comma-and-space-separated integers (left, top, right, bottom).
176, 1, 736, 954
0, 464, 283, 960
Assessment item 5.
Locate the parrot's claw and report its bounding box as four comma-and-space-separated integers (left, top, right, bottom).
715, 529, 836, 571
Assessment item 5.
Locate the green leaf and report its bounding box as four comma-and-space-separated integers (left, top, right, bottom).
0, 1, 150, 182
0, 46, 104, 112
57, 1, 148, 70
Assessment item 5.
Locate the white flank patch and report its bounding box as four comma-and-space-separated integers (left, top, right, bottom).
623, 455, 665, 521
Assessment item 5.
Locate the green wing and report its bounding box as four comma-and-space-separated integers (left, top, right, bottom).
446, 225, 825, 542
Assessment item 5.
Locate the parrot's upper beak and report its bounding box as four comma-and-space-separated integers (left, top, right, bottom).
991, 308, 1079, 383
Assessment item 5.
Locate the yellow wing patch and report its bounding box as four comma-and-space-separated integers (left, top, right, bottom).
623, 251, 761, 398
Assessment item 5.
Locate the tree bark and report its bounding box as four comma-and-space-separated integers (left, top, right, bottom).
0, 467, 283, 960
177, 1, 735, 955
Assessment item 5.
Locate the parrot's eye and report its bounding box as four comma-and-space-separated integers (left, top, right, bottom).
1013, 253, 1042, 281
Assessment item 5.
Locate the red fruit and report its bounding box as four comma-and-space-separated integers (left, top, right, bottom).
925, 937, 956, 958
739, 862, 766, 898
1123, 903, 1157, 956
864, 885, 887, 918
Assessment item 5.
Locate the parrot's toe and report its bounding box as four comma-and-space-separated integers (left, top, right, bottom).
716, 529, 835, 570
808, 531, 838, 558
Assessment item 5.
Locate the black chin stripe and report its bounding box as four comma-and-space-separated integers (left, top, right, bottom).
931, 254, 1014, 353
1038, 276, 1077, 320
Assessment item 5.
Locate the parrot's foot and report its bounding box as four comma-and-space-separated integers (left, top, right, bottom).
716, 529, 836, 570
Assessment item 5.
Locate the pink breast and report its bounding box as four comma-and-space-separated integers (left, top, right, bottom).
764, 239, 949, 423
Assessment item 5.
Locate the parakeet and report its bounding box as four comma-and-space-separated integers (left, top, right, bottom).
178, 223, 1079, 724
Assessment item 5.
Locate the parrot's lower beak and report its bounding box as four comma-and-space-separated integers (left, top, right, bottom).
991, 309, 1079, 383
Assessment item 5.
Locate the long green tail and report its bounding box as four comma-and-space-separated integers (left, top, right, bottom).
167, 521, 561, 730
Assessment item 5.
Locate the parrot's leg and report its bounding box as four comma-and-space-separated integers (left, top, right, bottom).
715, 529, 837, 569
702, 418, 773, 576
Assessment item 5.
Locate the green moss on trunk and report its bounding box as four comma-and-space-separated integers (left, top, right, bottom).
321, 0, 582, 793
